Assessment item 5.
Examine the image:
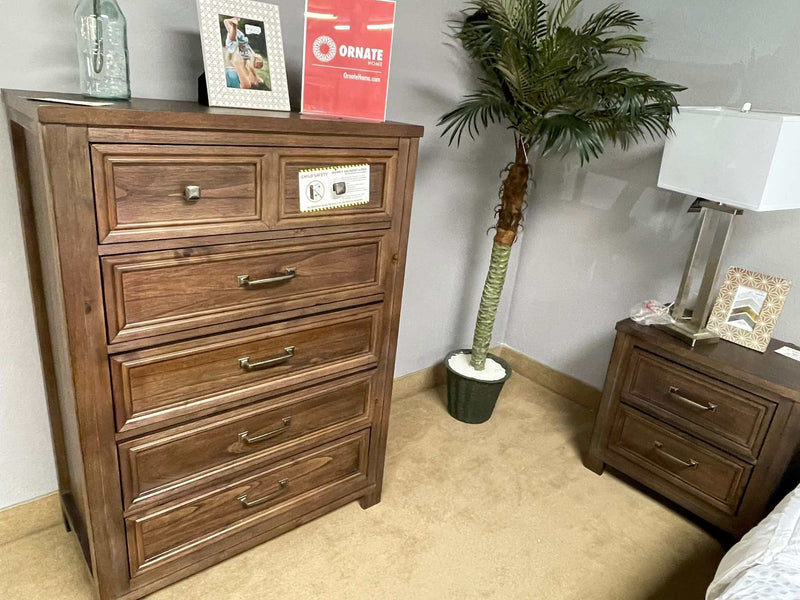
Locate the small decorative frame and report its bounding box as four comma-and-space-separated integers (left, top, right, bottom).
707, 267, 792, 352
197, 0, 290, 111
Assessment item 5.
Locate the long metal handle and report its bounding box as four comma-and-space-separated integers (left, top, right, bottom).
668, 387, 717, 412
653, 441, 698, 469
239, 417, 292, 444
237, 479, 289, 508
238, 267, 297, 288
238, 346, 295, 372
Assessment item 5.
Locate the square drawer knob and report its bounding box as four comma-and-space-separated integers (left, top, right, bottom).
184, 185, 202, 203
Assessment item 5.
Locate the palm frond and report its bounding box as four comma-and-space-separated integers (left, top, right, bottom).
579, 3, 642, 36
439, 0, 686, 162
547, 0, 582, 33
438, 84, 508, 146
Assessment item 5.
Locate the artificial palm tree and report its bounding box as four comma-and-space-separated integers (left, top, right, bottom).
440, 0, 685, 372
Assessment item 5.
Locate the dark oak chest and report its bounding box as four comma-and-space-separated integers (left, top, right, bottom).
5, 90, 422, 600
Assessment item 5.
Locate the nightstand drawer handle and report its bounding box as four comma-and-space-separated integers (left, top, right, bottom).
238, 267, 297, 288
668, 387, 717, 412
184, 185, 201, 203
237, 479, 288, 508
239, 417, 292, 444
653, 441, 698, 469
239, 346, 295, 371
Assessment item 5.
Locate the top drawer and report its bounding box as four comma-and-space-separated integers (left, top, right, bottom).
272, 148, 397, 231
92, 145, 268, 244
92, 145, 399, 244
622, 349, 777, 460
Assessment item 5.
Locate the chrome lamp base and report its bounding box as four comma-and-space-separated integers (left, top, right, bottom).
660, 199, 742, 347
657, 320, 720, 347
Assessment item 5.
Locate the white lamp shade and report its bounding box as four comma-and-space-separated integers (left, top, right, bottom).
658, 106, 800, 212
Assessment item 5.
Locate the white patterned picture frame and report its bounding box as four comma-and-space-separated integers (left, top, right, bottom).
197, 0, 290, 111
707, 266, 792, 352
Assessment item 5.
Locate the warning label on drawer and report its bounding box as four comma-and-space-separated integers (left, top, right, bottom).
299, 164, 370, 212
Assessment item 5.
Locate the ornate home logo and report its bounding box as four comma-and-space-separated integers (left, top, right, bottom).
313, 36, 337, 62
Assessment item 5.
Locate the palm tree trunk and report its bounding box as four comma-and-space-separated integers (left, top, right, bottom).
470, 137, 530, 370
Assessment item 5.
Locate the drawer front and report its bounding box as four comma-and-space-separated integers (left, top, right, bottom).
92, 145, 267, 243
118, 372, 376, 508
110, 305, 382, 433
102, 234, 386, 344
608, 406, 752, 514
623, 349, 776, 459
273, 149, 397, 229
126, 432, 369, 578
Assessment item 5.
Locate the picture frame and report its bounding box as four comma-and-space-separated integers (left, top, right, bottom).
197, 0, 290, 111
707, 267, 792, 352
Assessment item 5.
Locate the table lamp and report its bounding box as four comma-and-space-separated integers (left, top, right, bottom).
657, 105, 800, 345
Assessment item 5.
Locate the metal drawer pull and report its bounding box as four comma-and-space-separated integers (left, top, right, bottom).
653, 441, 698, 469
239, 417, 292, 444
238, 267, 297, 288
239, 346, 295, 372
668, 386, 717, 412
237, 479, 289, 508
184, 185, 201, 203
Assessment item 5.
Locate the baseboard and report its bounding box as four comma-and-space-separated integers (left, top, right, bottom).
0, 492, 62, 546
495, 345, 602, 411
392, 363, 447, 400
391, 346, 506, 400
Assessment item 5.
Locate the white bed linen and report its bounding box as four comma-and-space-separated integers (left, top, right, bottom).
707, 485, 800, 599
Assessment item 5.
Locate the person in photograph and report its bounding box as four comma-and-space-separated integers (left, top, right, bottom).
223, 17, 268, 90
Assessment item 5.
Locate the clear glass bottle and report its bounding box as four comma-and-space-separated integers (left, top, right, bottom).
74, 0, 131, 99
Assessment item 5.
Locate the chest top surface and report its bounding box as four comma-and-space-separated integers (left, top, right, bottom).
2, 89, 424, 139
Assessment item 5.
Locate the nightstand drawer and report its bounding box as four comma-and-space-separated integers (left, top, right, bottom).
608, 406, 752, 514
622, 349, 776, 460
110, 305, 382, 433
118, 372, 376, 509
102, 234, 385, 344
92, 145, 268, 243
126, 431, 369, 579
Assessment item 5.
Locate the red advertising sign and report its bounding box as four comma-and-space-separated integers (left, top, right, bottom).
302, 0, 396, 121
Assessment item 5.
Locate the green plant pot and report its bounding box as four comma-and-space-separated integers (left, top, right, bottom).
445, 350, 512, 424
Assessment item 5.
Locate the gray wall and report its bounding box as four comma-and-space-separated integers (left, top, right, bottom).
506, 0, 800, 388
0, 0, 515, 508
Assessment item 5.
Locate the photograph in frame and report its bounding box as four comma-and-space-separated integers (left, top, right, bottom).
197, 0, 290, 110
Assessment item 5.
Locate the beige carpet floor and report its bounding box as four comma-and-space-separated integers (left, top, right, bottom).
0, 374, 726, 600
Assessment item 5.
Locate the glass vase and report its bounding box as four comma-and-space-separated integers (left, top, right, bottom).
74, 0, 131, 99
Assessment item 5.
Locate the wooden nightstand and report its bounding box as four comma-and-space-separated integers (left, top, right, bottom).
586, 319, 800, 536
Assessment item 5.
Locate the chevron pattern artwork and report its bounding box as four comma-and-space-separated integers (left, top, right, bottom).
708, 267, 792, 352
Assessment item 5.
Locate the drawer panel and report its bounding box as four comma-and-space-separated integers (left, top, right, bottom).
110, 305, 382, 433
608, 406, 752, 514
102, 234, 386, 344
118, 372, 376, 509
92, 145, 267, 243
623, 349, 776, 460
273, 149, 397, 229
126, 431, 369, 578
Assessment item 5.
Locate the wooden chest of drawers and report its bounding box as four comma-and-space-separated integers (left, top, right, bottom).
586, 319, 800, 536
4, 90, 422, 600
